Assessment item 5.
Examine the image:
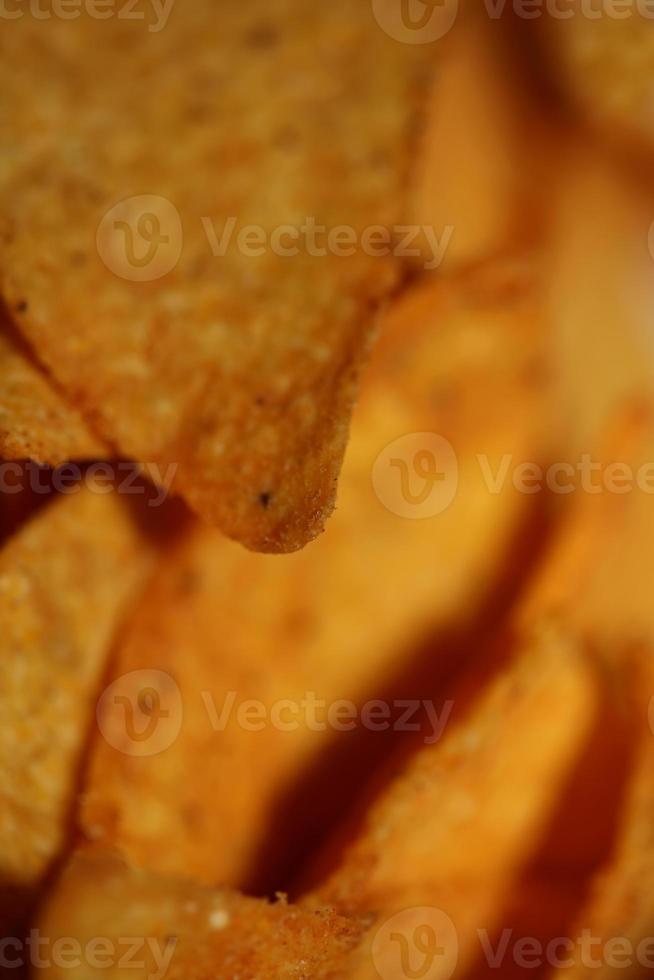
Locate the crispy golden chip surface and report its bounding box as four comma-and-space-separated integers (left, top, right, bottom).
543, 650, 654, 980
39, 626, 598, 980
0, 324, 108, 465
0, 0, 433, 552
36, 851, 364, 980
78, 271, 546, 889
507, 406, 654, 978
541, 7, 654, 154
308, 624, 598, 980
0, 489, 153, 926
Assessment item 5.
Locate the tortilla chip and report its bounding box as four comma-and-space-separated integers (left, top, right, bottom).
306, 622, 598, 979
34, 851, 364, 980
0, 463, 49, 547
0, 0, 435, 552
78, 270, 546, 890
521, 403, 654, 647
540, 7, 654, 155
0, 488, 154, 927
32, 619, 601, 980
24, 617, 611, 980
509, 409, 654, 979
547, 651, 654, 980
411, 10, 548, 270
30, 497, 619, 979
543, 144, 654, 455
0, 323, 108, 465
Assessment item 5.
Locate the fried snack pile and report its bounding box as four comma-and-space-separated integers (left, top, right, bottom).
77, 272, 545, 889
1, 4, 654, 980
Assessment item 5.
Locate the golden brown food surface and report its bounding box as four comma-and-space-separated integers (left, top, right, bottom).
4, 8, 654, 976
34, 622, 598, 980
0, 324, 108, 465
0, 488, 154, 926
543, 648, 654, 980
77, 271, 546, 889
307, 623, 599, 979
36, 851, 365, 980
0, 0, 433, 552
542, 6, 654, 154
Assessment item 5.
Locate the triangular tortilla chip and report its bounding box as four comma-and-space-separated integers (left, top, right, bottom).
78, 271, 546, 889
0, 0, 435, 552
